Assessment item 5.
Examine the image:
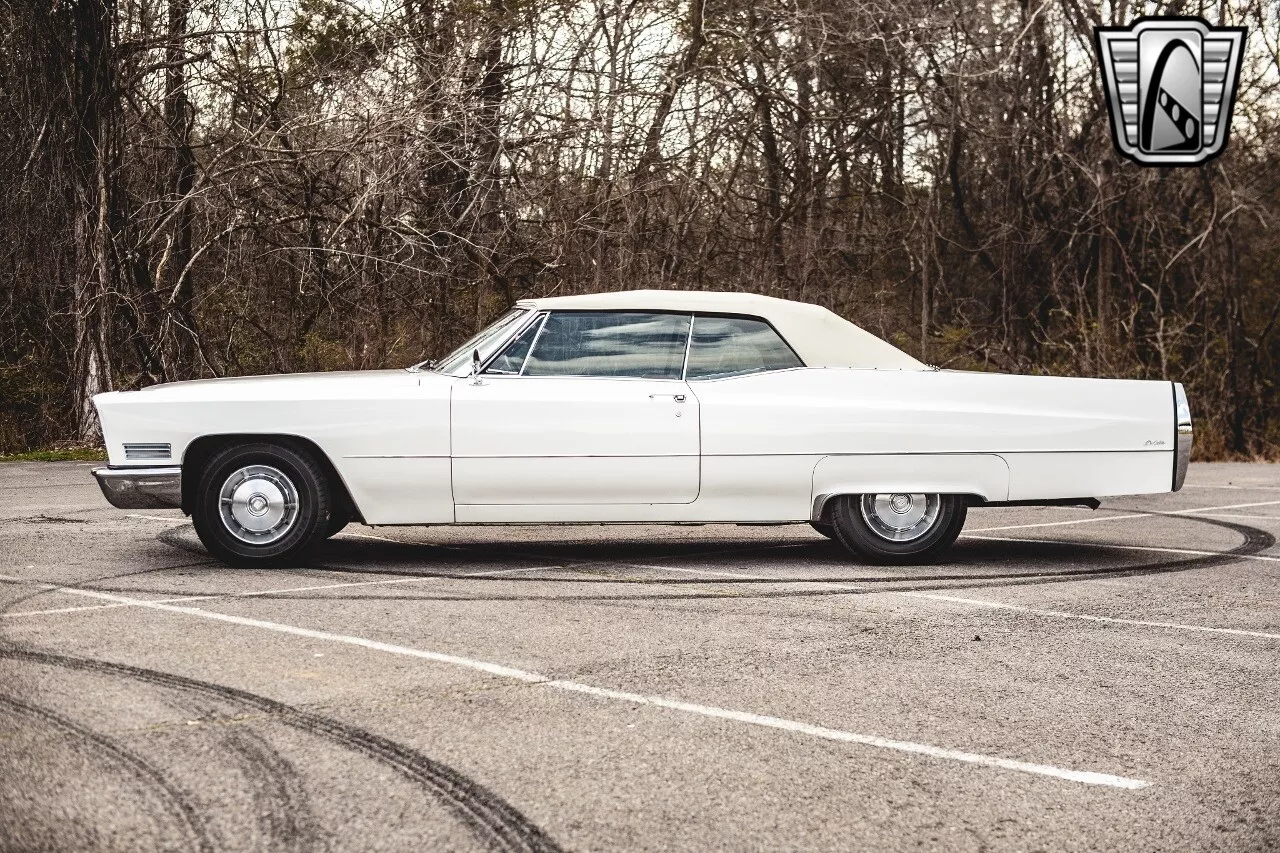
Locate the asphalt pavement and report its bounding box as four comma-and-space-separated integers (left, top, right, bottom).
2, 461, 1278, 852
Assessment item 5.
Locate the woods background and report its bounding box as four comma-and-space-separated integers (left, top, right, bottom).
2, 0, 1278, 457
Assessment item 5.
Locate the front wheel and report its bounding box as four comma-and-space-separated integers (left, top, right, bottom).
810, 521, 837, 541
324, 506, 351, 539
828, 493, 966, 565
192, 442, 331, 567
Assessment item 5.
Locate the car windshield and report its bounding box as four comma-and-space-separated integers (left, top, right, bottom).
411, 308, 529, 376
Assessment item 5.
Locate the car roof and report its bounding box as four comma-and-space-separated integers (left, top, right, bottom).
514, 289, 925, 371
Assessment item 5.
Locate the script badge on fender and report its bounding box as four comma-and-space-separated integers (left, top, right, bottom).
1095, 17, 1246, 166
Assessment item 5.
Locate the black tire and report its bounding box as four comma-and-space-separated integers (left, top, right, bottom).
810, 521, 837, 541
828, 493, 966, 565
192, 441, 331, 567
324, 506, 351, 538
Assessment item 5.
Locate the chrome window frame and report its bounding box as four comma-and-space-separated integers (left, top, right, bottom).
493, 310, 693, 381
482, 311, 549, 376
476, 308, 808, 382
425, 307, 536, 377
682, 312, 806, 382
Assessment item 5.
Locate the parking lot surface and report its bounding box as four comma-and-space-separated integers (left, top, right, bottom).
2, 461, 1279, 852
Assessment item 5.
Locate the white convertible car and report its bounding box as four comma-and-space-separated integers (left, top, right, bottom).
92, 290, 1193, 566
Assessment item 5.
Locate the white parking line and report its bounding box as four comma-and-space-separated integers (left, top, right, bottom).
895, 591, 1280, 640
125, 516, 557, 566
3, 598, 218, 618
966, 500, 1280, 533
338, 529, 471, 550
2, 574, 446, 619
1183, 484, 1280, 491
334, 528, 479, 555
0, 560, 598, 619
548, 681, 1147, 789
123, 518, 467, 553
118, 512, 928, 578
459, 565, 567, 577
625, 563, 764, 581
125, 515, 548, 568
0, 576, 1150, 790
962, 534, 1280, 564
336, 529, 398, 543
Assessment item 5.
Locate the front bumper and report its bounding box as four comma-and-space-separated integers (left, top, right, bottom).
92, 466, 182, 509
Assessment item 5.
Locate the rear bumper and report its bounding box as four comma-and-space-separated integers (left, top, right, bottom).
92, 466, 182, 509
1173, 383, 1193, 491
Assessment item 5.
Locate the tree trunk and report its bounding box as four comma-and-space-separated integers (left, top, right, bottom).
635, 0, 705, 178
471, 0, 510, 327
752, 50, 784, 287
70, 0, 116, 443
1096, 161, 1113, 369
161, 0, 196, 379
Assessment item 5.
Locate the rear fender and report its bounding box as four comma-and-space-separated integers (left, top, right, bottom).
810, 453, 1010, 523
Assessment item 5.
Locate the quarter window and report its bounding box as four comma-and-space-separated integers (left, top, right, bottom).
684, 315, 803, 380
522, 312, 691, 379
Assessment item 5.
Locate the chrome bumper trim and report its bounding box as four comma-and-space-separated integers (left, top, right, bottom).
93, 466, 182, 510
1172, 383, 1193, 492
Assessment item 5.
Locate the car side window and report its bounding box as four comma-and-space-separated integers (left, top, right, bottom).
684, 315, 803, 380
485, 314, 545, 374
522, 312, 691, 379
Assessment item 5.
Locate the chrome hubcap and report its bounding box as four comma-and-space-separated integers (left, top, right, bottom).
218, 465, 299, 545
860, 493, 941, 542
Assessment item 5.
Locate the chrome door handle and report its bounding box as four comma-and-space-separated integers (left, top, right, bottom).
649, 393, 686, 402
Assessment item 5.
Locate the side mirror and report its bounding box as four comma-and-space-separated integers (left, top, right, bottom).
470, 349, 483, 384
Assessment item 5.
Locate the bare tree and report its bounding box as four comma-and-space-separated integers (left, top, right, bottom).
1, 0, 1278, 457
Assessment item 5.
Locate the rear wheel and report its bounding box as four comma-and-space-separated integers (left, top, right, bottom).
192, 441, 331, 567
828, 493, 966, 565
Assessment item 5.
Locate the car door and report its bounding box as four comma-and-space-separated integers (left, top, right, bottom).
450, 310, 700, 506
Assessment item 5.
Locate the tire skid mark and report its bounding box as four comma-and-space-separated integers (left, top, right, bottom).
167, 524, 1220, 587
133, 689, 327, 852
0, 553, 1222, 608
177, 514, 1279, 606
294, 512, 1279, 591
0, 693, 215, 853
0, 559, 218, 618
8, 515, 1274, 611
27, 542, 1265, 593
0, 508, 1269, 853
219, 725, 329, 853
0, 647, 565, 853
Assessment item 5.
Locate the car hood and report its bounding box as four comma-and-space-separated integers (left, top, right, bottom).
95, 368, 449, 407
135, 369, 412, 391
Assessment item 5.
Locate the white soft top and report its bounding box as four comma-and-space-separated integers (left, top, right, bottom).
516, 290, 925, 371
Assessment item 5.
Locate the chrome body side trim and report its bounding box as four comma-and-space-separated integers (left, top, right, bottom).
92, 466, 182, 510
1172, 382, 1193, 491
